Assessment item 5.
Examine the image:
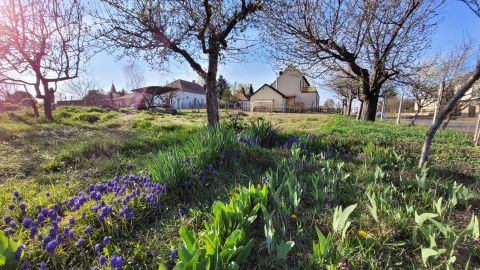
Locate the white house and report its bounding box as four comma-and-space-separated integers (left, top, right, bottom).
250, 65, 319, 112
165, 79, 206, 109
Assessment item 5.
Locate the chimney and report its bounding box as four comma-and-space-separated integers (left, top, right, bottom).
192, 80, 196, 84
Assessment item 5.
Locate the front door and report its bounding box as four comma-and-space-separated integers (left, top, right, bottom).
287, 97, 295, 109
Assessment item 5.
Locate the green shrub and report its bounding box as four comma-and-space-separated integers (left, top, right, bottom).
243, 119, 279, 147
145, 125, 240, 193
77, 113, 101, 123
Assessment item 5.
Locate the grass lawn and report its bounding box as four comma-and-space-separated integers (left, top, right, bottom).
0, 106, 479, 269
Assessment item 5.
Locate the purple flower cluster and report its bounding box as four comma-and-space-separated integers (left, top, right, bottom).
110, 255, 123, 269
239, 137, 258, 147
282, 136, 302, 148
323, 144, 337, 159
2, 170, 168, 268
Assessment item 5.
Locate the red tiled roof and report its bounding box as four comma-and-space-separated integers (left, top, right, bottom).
166, 79, 205, 95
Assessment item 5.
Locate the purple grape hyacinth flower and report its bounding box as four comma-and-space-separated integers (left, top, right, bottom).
13, 244, 24, 260
169, 249, 177, 262
99, 255, 107, 265
76, 238, 85, 246
21, 260, 29, 270
22, 217, 33, 229
110, 255, 123, 269
103, 236, 109, 245
4, 214, 11, 224
46, 240, 57, 255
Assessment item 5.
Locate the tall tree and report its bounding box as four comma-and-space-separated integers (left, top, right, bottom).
417, 2, 480, 167
217, 75, 228, 98
0, 0, 85, 120
64, 74, 103, 100
406, 59, 438, 124
0, 82, 39, 116
325, 74, 360, 115
419, 51, 480, 167
93, 0, 263, 127
262, 0, 441, 121
123, 62, 146, 90
249, 84, 254, 96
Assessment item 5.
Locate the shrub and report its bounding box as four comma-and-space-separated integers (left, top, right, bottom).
242, 119, 279, 148
77, 113, 100, 123
146, 125, 241, 194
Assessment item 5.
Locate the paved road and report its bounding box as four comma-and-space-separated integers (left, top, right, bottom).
396, 117, 478, 135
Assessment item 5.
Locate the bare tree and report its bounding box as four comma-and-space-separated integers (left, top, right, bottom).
0, 0, 85, 120
324, 74, 360, 115
406, 59, 438, 124
123, 62, 146, 90
461, 0, 480, 16
262, 0, 441, 121
438, 46, 479, 129
419, 51, 480, 167
64, 75, 103, 100
0, 82, 39, 116
92, 0, 262, 127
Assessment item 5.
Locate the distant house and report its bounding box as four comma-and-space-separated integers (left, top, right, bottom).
249, 65, 319, 112
235, 91, 250, 111
126, 79, 206, 110
414, 73, 480, 117
165, 79, 206, 109
112, 92, 143, 108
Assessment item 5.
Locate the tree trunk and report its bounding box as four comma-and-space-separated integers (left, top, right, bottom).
432, 82, 445, 125
361, 93, 379, 121
356, 100, 364, 120
419, 52, 480, 168
346, 97, 353, 116
41, 81, 54, 121
31, 100, 39, 117
411, 108, 421, 125
205, 50, 220, 127
474, 109, 480, 146
43, 92, 53, 121
396, 93, 404, 125
441, 112, 454, 129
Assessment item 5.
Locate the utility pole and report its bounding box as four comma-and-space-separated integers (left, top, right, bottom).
396, 93, 404, 125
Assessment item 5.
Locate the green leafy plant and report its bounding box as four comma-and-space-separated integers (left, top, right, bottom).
0, 231, 20, 269
172, 184, 268, 270
332, 204, 357, 241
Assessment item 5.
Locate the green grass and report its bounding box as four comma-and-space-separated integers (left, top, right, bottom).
0, 107, 478, 269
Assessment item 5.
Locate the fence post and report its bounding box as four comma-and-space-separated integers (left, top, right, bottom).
396, 93, 403, 125
474, 105, 480, 146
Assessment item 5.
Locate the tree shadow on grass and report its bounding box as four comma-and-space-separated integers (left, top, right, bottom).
429, 166, 479, 189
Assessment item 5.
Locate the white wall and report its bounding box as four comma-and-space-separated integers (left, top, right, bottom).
172, 91, 206, 109
250, 85, 286, 112
275, 70, 319, 109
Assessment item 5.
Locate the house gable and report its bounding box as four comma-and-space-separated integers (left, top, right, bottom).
267, 65, 320, 110
250, 84, 287, 99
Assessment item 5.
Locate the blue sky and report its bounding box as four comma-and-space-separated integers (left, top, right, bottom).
63, 0, 480, 104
